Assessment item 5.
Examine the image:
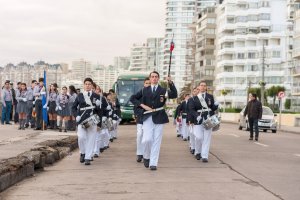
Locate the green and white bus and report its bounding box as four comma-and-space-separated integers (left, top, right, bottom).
114, 72, 149, 122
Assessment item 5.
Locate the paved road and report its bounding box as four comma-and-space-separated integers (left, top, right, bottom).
1, 123, 299, 200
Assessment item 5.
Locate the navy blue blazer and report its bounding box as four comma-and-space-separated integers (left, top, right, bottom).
130, 82, 177, 124
178, 100, 188, 119
188, 93, 218, 125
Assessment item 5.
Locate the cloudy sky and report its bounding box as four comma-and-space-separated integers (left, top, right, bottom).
0, 0, 165, 66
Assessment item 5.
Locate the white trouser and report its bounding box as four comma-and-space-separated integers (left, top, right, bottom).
189, 125, 195, 151
136, 123, 144, 155
77, 125, 97, 160
176, 121, 180, 134
193, 125, 212, 159
181, 118, 188, 139
142, 116, 164, 167
99, 129, 105, 149
112, 120, 118, 137
93, 129, 102, 155
101, 128, 110, 147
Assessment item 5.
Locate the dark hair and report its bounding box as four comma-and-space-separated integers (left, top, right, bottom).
103, 92, 108, 97
39, 78, 44, 82
92, 82, 97, 89
5, 80, 10, 84
109, 89, 115, 93
31, 80, 37, 84
21, 83, 26, 87
69, 85, 76, 95
184, 93, 190, 98
17, 82, 22, 85
49, 83, 58, 93
199, 80, 207, 85
252, 93, 257, 99
149, 71, 160, 78
62, 86, 67, 90
144, 77, 150, 82
76, 88, 80, 94
84, 77, 93, 84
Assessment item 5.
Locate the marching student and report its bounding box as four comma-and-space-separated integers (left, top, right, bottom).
56, 86, 70, 132
188, 81, 219, 163
68, 85, 77, 131
16, 83, 29, 130
131, 71, 177, 170
173, 101, 182, 138
72, 78, 103, 165
130, 77, 151, 163
45, 83, 58, 129
178, 94, 190, 141
187, 87, 199, 155
33, 78, 46, 130
100, 92, 112, 151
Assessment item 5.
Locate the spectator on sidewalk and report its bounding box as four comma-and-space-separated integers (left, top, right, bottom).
244, 93, 263, 141
1, 81, 13, 125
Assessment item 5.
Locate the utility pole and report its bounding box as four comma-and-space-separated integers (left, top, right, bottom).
261, 42, 266, 106
247, 80, 252, 104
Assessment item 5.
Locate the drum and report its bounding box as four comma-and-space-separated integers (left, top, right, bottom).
81, 114, 100, 129
202, 115, 220, 130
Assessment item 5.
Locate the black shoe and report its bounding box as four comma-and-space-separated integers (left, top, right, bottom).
249, 137, 253, 140
190, 149, 195, 155
90, 157, 94, 161
195, 153, 201, 160
64, 129, 67, 132
18, 127, 22, 130
177, 134, 181, 137
31, 125, 35, 129
94, 154, 99, 158
150, 166, 157, 170
6, 123, 12, 125
59, 129, 62, 132
110, 138, 114, 142
202, 158, 208, 163
80, 154, 85, 163
100, 148, 104, 153
34, 128, 41, 130
25, 124, 29, 128
84, 159, 91, 165
143, 159, 150, 168
183, 138, 187, 141
136, 155, 143, 163
255, 137, 258, 141
113, 137, 117, 139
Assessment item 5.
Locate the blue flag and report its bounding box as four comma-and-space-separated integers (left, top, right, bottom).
42, 70, 48, 124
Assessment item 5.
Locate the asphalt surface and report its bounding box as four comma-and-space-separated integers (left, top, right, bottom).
0, 122, 299, 200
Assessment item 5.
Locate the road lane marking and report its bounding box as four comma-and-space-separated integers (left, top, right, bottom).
229, 134, 240, 138
294, 154, 300, 157
254, 142, 269, 147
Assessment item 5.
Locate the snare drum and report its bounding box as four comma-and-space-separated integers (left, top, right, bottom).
202, 115, 220, 130
81, 114, 100, 129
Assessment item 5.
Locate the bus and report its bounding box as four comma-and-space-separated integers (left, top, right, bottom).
114, 72, 149, 122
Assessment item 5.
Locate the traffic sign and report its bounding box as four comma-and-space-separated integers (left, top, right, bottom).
278, 91, 285, 99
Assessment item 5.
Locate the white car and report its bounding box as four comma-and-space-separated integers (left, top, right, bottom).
238, 106, 277, 133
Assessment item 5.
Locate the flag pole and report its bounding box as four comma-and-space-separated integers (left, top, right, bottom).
168, 33, 175, 78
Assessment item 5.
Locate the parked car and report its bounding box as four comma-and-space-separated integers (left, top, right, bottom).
238, 106, 277, 133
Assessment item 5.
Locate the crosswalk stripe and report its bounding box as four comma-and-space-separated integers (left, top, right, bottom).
254, 142, 269, 147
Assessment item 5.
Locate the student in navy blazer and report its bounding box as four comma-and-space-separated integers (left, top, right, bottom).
130, 71, 177, 170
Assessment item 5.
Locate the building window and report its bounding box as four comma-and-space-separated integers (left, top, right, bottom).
248, 52, 256, 59
260, 13, 270, 20
272, 51, 281, 58
237, 53, 245, 59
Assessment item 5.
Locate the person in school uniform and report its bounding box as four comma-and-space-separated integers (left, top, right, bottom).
56, 86, 70, 132
33, 78, 46, 130
187, 87, 199, 155
173, 102, 182, 138
131, 71, 177, 170
188, 81, 219, 162
130, 77, 151, 162
16, 83, 29, 130
178, 94, 190, 141
68, 85, 78, 131
72, 78, 103, 165
45, 83, 58, 129
100, 92, 112, 152
25, 80, 37, 128
1, 81, 13, 125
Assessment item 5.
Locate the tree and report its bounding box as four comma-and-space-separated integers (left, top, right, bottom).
221, 89, 229, 112
179, 83, 192, 100
285, 99, 291, 110
159, 80, 168, 89
266, 86, 285, 110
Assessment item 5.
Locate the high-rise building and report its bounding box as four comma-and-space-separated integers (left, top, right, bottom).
114, 57, 130, 71
214, 0, 289, 108
71, 59, 92, 81
163, 0, 217, 92
129, 43, 149, 71
147, 38, 164, 71
92, 65, 118, 92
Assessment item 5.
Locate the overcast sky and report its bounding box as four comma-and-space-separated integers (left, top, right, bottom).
0, 0, 165, 67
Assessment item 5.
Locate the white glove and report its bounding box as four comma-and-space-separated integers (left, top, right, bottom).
40, 91, 46, 95
214, 101, 219, 106
106, 105, 111, 110
43, 104, 47, 109
47, 107, 49, 111
55, 107, 58, 111
102, 116, 107, 121
113, 114, 117, 118
196, 116, 202, 123
109, 111, 113, 116
76, 116, 81, 122
33, 101, 35, 105
58, 106, 62, 110
96, 99, 101, 107
23, 98, 27, 102
2, 104, 6, 107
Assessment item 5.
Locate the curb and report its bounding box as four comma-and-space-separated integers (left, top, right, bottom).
0, 136, 78, 192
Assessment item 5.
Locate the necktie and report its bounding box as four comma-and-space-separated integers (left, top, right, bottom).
152, 86, 155, 93
202, 93, 205, 99
88, 92, 90, 97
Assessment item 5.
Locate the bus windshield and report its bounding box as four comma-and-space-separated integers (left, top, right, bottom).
116, 80, 144, 106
